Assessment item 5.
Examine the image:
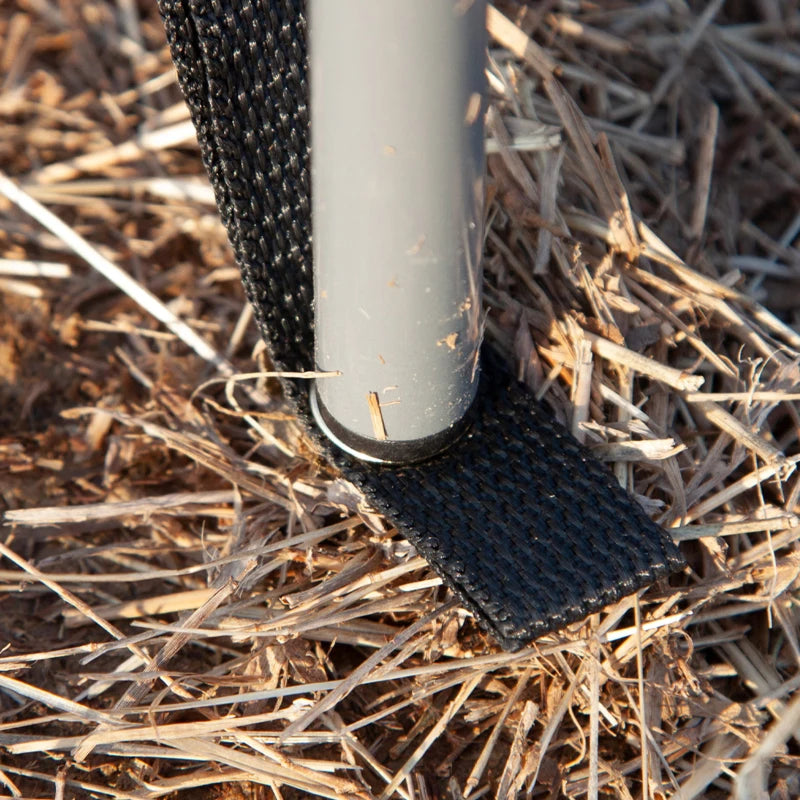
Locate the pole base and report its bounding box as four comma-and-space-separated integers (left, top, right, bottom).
310, 382, 475, 465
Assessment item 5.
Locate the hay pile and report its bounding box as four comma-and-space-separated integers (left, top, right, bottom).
1, 1, 799, 798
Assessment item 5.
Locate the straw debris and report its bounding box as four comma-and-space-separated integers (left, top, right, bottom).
1, 1, 800, 798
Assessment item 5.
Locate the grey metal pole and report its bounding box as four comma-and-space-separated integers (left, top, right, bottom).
310, 0, 487, 463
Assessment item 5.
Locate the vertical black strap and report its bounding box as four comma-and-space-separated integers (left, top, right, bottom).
158, 0, 684, 650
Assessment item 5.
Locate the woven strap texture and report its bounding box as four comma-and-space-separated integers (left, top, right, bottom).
158, 0, 684, 651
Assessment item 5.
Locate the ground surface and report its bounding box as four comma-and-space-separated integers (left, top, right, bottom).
1, 1, 800, 799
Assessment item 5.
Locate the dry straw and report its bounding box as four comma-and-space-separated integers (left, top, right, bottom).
1, 1, 800, 799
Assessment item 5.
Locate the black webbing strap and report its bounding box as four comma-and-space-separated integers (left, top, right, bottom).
158, 0, 684, 650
